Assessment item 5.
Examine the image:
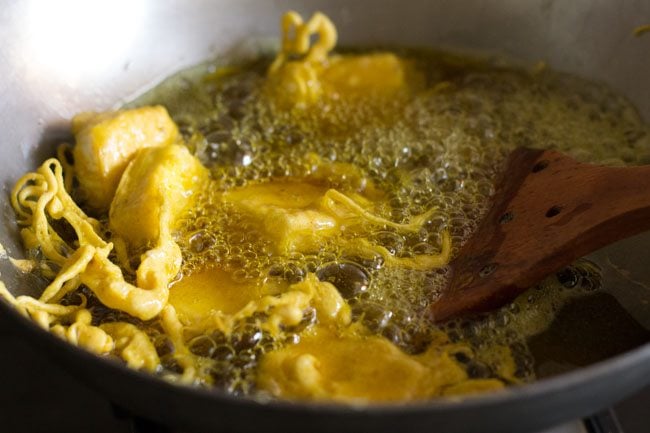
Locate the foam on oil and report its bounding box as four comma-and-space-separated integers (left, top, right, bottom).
125, 49, 650, 393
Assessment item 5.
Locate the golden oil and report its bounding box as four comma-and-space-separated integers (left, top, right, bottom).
118, 48, 650, 393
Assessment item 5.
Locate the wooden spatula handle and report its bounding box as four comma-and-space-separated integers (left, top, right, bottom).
430, 148, 650, 322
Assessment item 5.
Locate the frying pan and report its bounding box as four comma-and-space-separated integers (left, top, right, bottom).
1, 1, 650, 432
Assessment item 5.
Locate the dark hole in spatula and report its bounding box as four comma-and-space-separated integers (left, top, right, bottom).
545, 205, 562, 218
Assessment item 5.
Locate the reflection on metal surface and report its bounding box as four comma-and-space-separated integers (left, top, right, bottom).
24, 0, 146, 85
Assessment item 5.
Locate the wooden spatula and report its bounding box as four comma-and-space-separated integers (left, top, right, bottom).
429, 147, 650, 322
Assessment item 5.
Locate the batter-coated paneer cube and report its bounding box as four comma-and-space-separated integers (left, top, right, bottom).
264, 207, 338, 254
109, 144, 207, 249
223, 180, 339, 254
223, 180, 327, 210
266, 53, 411, 108
72, 106, 179, 210
322, 53, 409, 97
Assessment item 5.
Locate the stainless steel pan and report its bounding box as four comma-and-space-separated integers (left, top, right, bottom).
1, 1, 649, 432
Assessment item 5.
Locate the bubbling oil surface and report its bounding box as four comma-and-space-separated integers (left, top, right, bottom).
127, 49, 650, 394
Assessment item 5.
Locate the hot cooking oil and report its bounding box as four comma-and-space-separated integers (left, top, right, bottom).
117, 47, 650, 395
